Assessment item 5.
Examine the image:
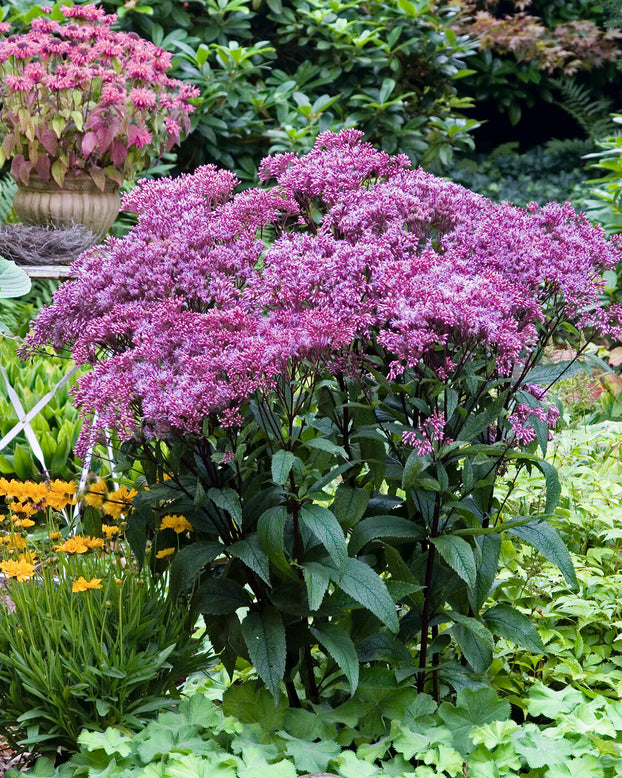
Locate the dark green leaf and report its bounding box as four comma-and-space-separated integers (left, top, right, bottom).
432, 535, 477, 589
402, 450, 428, 490
509, 520, 577, 588
168, 541, 224, 599
335, 558, 399, 633
257, 506, 292, 575
271, 449, 296, 485
311, 623, 359, 694
348, 515, 424, 554
523, 360, 586, 387
300, 504, 347, 572
241, 608, 286, 704
451, 613, 493, 673
207, 487, 242, 524
301, 562, 332, 611
229, 535, 271, 584
192, 577, 251, 615
471, 533, 501, 610
331, 484, 369, 530
532, 460, 561, 514
482, 605, 545, 653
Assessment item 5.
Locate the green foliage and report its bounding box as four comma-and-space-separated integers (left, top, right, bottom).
452, 139, 594, 206
124, 343, 573, 706
0, 553, 208, 759
488, 422, 622, 704
104, 0, 479, 180
13, 670, 622, 777
0, 336, 83, 481
575, 115, 622, 239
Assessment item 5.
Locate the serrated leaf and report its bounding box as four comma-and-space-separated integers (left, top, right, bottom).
192, 577, 251, 615
509, 520, 577, 589
304, 437, 347, 458
432, 535, 477, 589
300, 504, 347, 572
532, 459, 561, 514
335, 557, 399, 633
207, 487, 242, 524
523, 360, 586, 387
331, 484, 369, 529
168, 541, 223, 599
472, 533, 501, 610
450, 613, 494, 673
402, 450, 428, 489
349, 515, 423, 555
257, 506, 291, 575
281, 734, 341, 774
301, 561, 332, 611
271, 449, 296, 485
482, 604, 545, 653
229, 535, 271, 584
241, 608, 286, 704
311, 622, 359, 694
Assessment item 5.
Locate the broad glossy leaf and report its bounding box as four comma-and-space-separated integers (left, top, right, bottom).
241, 608, 286, 704
450, 613, 493, 673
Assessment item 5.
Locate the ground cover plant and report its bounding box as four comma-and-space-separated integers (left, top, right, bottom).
24, 129, 622, 714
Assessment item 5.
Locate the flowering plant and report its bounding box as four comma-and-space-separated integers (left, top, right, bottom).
27, 130, 622, 705
0, 476, 206, 758
0, 4, 198, 189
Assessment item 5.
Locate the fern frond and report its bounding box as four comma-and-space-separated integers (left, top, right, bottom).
551, 78, 616, 140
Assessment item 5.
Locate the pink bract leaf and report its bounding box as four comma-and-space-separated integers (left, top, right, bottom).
37, 126, 57, 156
109, 141, 127, 168
81, 131, 98, 158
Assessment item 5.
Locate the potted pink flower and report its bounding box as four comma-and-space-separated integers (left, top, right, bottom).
0, 4, 198, 240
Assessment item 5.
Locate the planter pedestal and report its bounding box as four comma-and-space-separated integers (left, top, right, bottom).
13, 173, 120, 244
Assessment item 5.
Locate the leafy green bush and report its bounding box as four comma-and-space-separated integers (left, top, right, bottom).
454, 0, 622, 128
104, 0, 479, 180
451, 138, 593, 206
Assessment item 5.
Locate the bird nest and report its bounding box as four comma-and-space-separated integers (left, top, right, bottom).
0, 223, 95, 265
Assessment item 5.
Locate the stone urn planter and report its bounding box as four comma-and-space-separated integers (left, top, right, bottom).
13, 174, 121, 244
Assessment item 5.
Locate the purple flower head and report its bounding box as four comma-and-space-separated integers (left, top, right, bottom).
26, 131, 622, 451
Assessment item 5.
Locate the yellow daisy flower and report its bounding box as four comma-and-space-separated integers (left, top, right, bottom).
0, 559, 35, 582
54, 536, 90, 554
159, 514, 193, 533
102, 486, 137, 520
83, 479, 107, 509
101, 524, 120, 538
155, 547, 176, 559
72, 577, 103, 592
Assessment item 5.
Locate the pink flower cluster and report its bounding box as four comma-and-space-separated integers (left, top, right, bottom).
0, 4, 198, 188
26, 130, 622, 454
